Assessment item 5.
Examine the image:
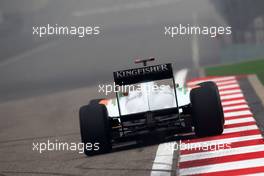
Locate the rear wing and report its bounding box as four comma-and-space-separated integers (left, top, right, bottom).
113, 63, 173, 85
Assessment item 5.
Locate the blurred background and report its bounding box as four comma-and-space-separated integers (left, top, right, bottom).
0, 0, 264, 102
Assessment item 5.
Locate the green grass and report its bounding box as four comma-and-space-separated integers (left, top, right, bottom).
205, 59, 264, 85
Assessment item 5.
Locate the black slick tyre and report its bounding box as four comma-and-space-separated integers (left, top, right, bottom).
79, 103, 112, 156
190, 81, 224, 137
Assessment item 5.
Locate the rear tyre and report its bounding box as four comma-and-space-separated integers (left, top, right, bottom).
79, 104, 112, 156
190, 81, 224, 137
199, 81, 225, 125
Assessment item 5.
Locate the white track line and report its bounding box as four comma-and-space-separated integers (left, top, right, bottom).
223, 104, 249, 111
225, 117, 255, 125
218, 84, 240, 90
0, 41, 58, 67
180, 144, 264, 162
187, 76, 236, 86
182, 134, 262, 149
220, 89, 242, 95
221, 93, 244, 100
192, 12, 200, 69
224, 110, 252, 118
216, 80, 238, 86
179, 158, 264, 175
222, 99, 247, 106
223, 125, 258, 134
151, 69, 188, 176
151, 142, 176, 176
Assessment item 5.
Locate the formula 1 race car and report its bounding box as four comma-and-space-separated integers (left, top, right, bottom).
79, 58, 224, 156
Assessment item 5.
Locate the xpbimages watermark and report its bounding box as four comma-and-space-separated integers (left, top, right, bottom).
32, 139, 99, 154
165, 141, 232, 151
32, 24, 100, 38
98, 82, 189, 96
165, 24, 232, 38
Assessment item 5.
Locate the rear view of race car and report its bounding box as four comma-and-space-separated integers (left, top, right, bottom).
79, 59, 224, 156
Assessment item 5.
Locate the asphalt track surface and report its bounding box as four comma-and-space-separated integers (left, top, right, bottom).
1, 75, 264, 176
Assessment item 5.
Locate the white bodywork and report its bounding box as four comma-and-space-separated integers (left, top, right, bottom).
104, 82, 191, 117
